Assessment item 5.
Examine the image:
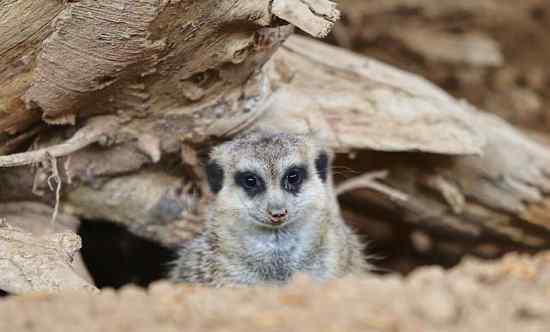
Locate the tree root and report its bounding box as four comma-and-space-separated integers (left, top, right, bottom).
0, 116, 118, 168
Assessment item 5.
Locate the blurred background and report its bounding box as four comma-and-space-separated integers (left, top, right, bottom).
329, 0, 550, 131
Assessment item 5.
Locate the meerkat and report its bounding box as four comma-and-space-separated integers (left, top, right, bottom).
170, 131, 366, 287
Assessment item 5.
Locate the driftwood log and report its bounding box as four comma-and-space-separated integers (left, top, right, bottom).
0, 0, 549, 293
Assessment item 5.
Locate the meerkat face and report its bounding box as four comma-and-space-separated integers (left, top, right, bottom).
205, 132, 331, 231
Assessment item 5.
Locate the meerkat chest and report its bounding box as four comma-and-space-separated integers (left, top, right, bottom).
239, 231, 321, 283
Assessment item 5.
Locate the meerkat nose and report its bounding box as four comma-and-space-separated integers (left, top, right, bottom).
268, 208, 288, 223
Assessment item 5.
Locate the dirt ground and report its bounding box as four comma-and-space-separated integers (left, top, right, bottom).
1, 252, 549, 332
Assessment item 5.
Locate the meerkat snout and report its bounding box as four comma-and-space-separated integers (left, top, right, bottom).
265, 190, 289, 226
170, 131, 367, 286
267, 207, 288, 224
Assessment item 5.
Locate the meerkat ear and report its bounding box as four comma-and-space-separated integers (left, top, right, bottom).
315, 151, 329, 182
205, 160, 224, 194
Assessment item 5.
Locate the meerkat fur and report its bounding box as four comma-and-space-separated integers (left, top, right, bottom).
170, 131, 367, 287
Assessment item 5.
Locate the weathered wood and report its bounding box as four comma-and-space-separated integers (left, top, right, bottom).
0, 216, 97, 294
0, 0, 334, 142
255, 35, 485, 154
2, 31, 550, 254
0, 0, 63, 134
0, 202, 93, 284
0, 0, 487, 248
338, 110, 550, 250
65, 171, 202, 247
0, 115, 118, 167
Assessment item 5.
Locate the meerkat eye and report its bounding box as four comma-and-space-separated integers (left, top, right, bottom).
282, 166, 307, 194
235, 171, 266, 197
245, 175, 257, 188
286, 170, 302, 185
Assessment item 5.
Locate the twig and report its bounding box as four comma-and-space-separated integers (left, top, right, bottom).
336, 170, 409, 202
46, 153, 62, 225
0, 115, 119, 168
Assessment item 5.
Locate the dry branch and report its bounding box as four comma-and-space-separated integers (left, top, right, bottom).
0, 116, 118, 167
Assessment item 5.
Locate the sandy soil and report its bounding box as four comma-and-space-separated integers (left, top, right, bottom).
1, 252, 549, 332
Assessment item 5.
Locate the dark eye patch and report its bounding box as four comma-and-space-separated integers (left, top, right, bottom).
315, 151, 329, 182
235, 171, 266, 197
205, 160, 224, 194
282, 165, 307, 195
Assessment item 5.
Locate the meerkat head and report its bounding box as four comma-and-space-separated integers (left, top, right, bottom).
204, 131, 332, 231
